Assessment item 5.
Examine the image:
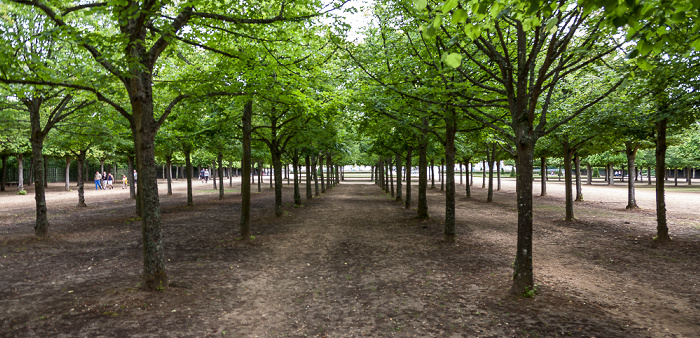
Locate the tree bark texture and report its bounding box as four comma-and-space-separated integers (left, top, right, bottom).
655, 119, 670, 243
395, 153, 402, 202
625, 142, 639, 209
563, 141, 574, 221
575, 154, 583, 201
444, 116, 456, 243
240, 100, 253, 239
540, 156, 547, 196
305, 155, 312, 199
405, 147, 412, 209
184, 148, 193, 206
417, 124, 429, 219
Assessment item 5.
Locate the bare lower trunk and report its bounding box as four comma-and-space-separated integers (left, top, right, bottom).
405, 148, 412, 209
166, 158, 173, 196
417, 121, 429, 219
575, 154, 583, 201
586, 162, 592, 185
465, 159, 472, 198
305, 155, 312, 199
229, 161, 233, 187
497, 161, 501, 191
395, 153, 402, 202
540, 157, 547, 196
17, 154, 24, 192
30, 132, 49, 238
312, 155, 319, 197
563, 142, 574, 221
185, 148, 193, 206
293, 150, 301, 206
655, 119, 670, 243
444, 117, 456, 243
487, 144, 495, 202
128, 156, 136, 199
65, 157, 71, 191
320, 154, 325, 193
510, 138, 535, 296
77, 151, 87, 207
240, 101, 253, 239
218, 153, 224, 200
625, 142, 639, 209
389, 159, 394, 198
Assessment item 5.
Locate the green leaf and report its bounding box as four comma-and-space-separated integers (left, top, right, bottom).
452, 9, 468, 24
423, 25, 437, 38
627, 48, 639, 59
464, 23, 482, 40
638, 40, 653, 55
433, 14, 443, 28
442, 0, 459, 13
636, 58, 654, 70
691, 38, 700, 51
415, 0, 427, 11
443, 53, 463, 68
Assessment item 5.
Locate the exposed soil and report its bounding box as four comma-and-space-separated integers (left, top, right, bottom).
1, 175, 699, 337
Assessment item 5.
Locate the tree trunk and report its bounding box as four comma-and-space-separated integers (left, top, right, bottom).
625, 142, 639, 209
257, 160, 262, 192
30, 118, 49, 237
459, 163, 463, 185
688, 166, 692, 186
166, 157, 173, 196
575, 154, 583, 202
510, 137, 535, 296
184, 148, 193, 206
271, 148, 284, 217
240, 100, 253, 239
655, 119, 670, 243
540, 156, 547, 196
465, 159, 472, 198
326, 155, 332, 190
218, 153, 224, 200
563, 141, 574, 221
440, 158, 445, 192
444, 115, 456, 243
320, 153, 325, 193
481, 160, 486, 188
395, 153, 402, 202
305, 155, 312, 199
674, 167, 678, 186
405, 147, 412, 209
312, 155, 319, 196
229, 161, 233, 187
77, 151, 87, 207
128, 156, 136, 199
388, 159, 394, 197
487, 144, 495, 202
293, 150, 301, 206
212, 163, 217, 190
17, 154, 24, 192
586, 162, 592, 185
64, 157, 71, 191
417, 121, 429, 219
470, 161, 474, 186
497, 160, 501, 191
430, 159, 435, 189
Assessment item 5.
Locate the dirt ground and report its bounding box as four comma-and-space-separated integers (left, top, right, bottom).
1, 175, 699, 337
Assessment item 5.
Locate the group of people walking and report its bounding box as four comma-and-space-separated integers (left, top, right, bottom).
199, 169, 210, 183
94, 170, 137, 190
